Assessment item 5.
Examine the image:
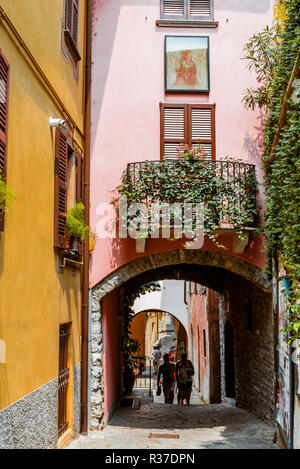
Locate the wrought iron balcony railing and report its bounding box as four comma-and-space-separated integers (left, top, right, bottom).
125, 159, 258, 229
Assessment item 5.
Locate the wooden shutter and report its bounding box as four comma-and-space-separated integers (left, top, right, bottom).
160, 103, 188, 158
160, 103, 215, 160
161, 0, 213, 19
54, 128, 68, 248
66, 0, 73, 34
65, 0, 79, 46
72, 0, 79, 45
189, 0, 212, 18
0, 50, 10, 231
161, 0, 186, 19
189, 104, 215, 159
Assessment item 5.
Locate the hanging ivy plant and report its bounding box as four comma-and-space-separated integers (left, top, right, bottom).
112, 144, 259, 247
242, 0, 300, 340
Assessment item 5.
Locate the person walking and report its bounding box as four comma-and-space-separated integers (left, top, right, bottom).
152, 346, 161, 374
157, 353, 176, 404
175, 353, 194, 405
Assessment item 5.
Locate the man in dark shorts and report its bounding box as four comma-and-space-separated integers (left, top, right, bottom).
157, 353, 176, 404
175, 353, 194, 405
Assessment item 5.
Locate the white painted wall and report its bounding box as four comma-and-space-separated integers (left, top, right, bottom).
133, 280, 188, 334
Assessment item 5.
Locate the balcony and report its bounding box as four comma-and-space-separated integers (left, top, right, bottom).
114, 157, 259, 253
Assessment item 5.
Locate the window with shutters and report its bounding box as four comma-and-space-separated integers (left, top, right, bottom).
0, 50, 10, 232
54, 127, 84, 250
65, 0, 79, 47
160, 103, 215, 160
159, 0, 217, 26
61, 0, 81, 78
203, 329, 207, 357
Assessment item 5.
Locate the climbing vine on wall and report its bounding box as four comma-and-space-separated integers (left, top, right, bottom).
112, 146, 259, 248
243, 0, 300, 340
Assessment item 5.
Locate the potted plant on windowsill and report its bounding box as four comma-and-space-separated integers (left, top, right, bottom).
66, 202, 93, 254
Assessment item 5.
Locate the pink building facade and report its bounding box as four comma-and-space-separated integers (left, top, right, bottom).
89, 0, 275, 427
90, 0, 274, 286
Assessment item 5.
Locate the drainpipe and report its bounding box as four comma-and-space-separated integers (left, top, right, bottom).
80, 0, 92, 435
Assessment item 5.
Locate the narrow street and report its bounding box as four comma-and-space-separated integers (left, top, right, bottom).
67, 384, 278, 450
1, 1, 299, 451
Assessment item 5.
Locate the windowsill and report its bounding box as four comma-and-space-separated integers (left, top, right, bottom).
156, 19, 219, 28
64, 29, 81, 62
58, 249, 83, 272
61, 249, 82, 262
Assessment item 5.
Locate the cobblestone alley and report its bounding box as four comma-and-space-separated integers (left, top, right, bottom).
67, 386, 278, 450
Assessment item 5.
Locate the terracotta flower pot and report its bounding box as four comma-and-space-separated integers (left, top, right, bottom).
66, 235, 71, 249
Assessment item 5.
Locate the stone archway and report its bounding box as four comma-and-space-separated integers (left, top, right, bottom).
92, 250, 271, 301
89, 250, 273, 429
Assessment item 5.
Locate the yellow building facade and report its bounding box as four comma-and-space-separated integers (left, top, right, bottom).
0, 0, 87, 449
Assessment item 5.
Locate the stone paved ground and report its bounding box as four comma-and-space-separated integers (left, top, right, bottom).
67, 386, 278, 450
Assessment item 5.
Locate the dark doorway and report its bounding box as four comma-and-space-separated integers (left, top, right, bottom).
224, 320, 235, 398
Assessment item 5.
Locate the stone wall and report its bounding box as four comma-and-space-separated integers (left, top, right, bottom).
219, 287, 275, 423
207, 289, 221, 404
218, 293, 226, 400
90, 292, 105, 429
0, 378, 58, 449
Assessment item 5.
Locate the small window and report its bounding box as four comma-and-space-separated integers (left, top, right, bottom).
58, 323, 71, 439
161, 0, 214, 21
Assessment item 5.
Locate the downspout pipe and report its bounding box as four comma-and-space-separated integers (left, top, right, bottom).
81, 0, 92, 435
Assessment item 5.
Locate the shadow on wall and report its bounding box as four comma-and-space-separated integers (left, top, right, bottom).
243, 111, 267, 165
216, 0, 270, 13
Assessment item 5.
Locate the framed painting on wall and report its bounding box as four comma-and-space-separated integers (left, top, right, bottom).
165, 36, 210, 93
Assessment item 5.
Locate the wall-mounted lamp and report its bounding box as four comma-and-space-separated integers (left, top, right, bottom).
49, 117, 67, 128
